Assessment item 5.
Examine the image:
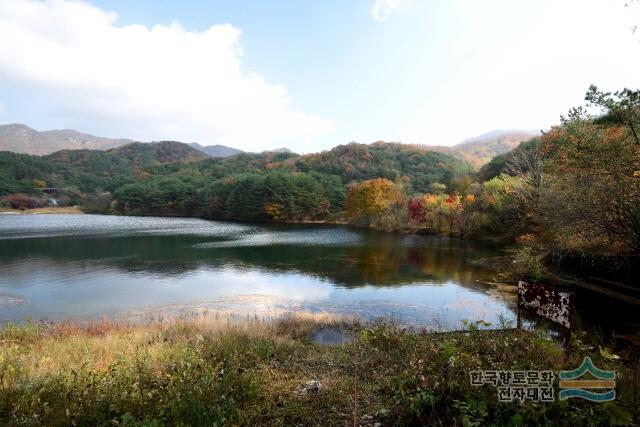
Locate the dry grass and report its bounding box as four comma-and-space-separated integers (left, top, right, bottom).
6, 313, 347, 380
0, 206, 84, 215
0, 313, 637, 426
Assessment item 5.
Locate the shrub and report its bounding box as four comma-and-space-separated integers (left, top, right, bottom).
0, 193, 45, 210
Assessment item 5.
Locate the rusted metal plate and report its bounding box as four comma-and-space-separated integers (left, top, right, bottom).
518, 280, 573, 329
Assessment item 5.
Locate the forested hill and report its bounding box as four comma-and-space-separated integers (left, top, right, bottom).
0, 140, 474, 221
0, 141, 208, 194
106, 141, 209, 165
156, 141, 474, 192
294, 142, 473, 191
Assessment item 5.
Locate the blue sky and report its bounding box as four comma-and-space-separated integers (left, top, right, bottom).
0, 0, 639, 152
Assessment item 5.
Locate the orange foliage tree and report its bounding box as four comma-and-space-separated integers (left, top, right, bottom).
346, 178, 404, 229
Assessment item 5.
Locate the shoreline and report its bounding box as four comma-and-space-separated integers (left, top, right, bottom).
0, 206, 84, 215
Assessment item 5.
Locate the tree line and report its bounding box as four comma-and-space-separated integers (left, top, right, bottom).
1, 139, 471, 223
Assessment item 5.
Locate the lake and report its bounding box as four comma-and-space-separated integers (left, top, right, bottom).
0, 214, 521, 329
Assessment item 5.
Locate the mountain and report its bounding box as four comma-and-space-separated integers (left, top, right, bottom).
0, 123, 535, 169
0, 123, 132, 155
0, 123, 247, 159
478, 137, 542, 181
427, 130, 540, 168
188, 143, 243, 158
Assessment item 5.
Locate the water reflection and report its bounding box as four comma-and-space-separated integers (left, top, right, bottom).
0, 232, 493, 287
0, 215, 512, 327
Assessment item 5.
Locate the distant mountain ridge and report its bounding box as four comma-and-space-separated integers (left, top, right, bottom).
0, 123, 538, 167
426, 129, 540, 168
0, 123, 133, 155
188, 143, 243, 158
0, 123, 243, 158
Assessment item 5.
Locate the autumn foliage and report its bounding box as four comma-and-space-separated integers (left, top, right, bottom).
539, 107, 640, 253
406, 192, 481, 236
346, 178, 404, 229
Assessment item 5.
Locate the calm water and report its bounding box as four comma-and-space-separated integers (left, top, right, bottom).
0, 214, 515, 328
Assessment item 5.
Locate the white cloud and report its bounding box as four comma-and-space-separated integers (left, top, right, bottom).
0, 0, 334, 151
370, 0, 414, 23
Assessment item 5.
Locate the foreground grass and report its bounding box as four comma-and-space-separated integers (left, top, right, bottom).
0, 315, 638, 426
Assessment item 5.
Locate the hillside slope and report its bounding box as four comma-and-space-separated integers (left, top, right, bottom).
427, 129, 540, 168
478, 137, 542, 181
290, 142, 473, 192
108, 142, 209, 165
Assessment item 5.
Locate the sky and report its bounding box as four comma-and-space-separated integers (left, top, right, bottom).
0, 0, 639, 152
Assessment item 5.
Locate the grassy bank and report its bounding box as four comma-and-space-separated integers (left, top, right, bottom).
1, 315, 637, 426
0, 206, 84, 215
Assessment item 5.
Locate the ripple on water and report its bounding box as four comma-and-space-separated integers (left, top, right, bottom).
0, 214, 252, 239
193, 229, 362, 248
